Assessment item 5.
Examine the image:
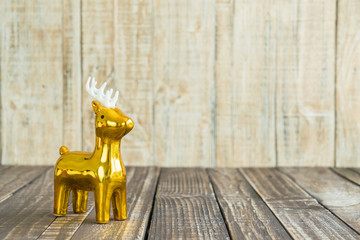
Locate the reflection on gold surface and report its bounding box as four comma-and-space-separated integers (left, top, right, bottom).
53, 101, 133, 224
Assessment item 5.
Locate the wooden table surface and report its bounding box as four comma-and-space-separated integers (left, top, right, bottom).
0, 166, 359, 239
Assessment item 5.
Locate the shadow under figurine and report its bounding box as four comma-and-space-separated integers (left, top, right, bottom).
54, 77, 134, 224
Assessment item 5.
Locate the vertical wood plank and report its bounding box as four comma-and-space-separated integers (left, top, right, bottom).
214, 0, 234, 167
1, 0, 63, 165
276, 0, 336, 166
216, 0, 276, 167
62, 0, 82, 151
81, 0, 114, 151
114, 0, 153, 165
153, 0, 215, 166
336, 0, 360, 167
0, 0, 2, 166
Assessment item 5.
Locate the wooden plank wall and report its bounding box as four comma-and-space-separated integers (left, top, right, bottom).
0, 0, 359, 167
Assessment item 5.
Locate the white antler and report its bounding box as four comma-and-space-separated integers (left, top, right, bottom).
86, 76, 119, 108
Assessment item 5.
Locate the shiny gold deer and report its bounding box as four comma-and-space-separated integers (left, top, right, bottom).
54, 77, 134, 223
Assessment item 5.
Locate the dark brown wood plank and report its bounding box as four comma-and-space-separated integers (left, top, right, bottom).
148, 168, 230, 239
0, 168, 55, 239
332, 168, 360, 186
280, 167, 360, 233
0, 166, 50, 203
241, 168, 359, 239
71, 167, 160, 240
208, 168, 291, 239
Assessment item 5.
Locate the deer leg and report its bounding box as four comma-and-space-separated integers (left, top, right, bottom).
54, 179, 71, 216
94, 184, 112, 224
112, 185, 127, 220
73, 189, 89, 213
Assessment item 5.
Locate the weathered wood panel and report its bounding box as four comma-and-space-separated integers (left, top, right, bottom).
62, 0, 82, 152
214, 0, 233, 167
0, 168, 55, 239
241, 168, 359, 239
208, 168, 291, 239
336, 0, 360, 167
0, 0, 63, 165
153, 0, 215, 166
148, 168, 229, 239
276, 0, 336, 166
0, 166, 49, 203
0, 0, 2, 166
280, 167, 360, 233
216, 0, 276, 167
81, 0, 115, 152
71, 167, 160, 240
2, 0, 360, 167
113, 0, 154, 166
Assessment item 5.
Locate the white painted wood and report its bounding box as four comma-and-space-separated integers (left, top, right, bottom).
153, 0, 215, 166
1, 0, 63, 165
336, 0, 360, 167
276, 0, 336, 166
81, 0, 115, 152
62, 0, 82, 152
114, 0, 154, 166
216, 0, 276, 167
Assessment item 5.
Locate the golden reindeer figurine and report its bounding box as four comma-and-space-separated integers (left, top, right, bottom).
54, 77, 134, 223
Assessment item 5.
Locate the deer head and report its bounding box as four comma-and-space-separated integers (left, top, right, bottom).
86, 77, 134, 139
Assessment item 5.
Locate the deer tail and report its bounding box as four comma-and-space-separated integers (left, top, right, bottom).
59, 146, 69, 155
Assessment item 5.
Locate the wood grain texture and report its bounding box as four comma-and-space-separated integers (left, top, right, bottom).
214, 0, 233, 167
62, 0, 82, 151
38, 194, 95, 240
208, 168, 291, 239
2, 1, 360, 167
0, 166, 49, 203
148, 168, 229, 239
216, 0, 276, 167
280, 167, 360, 233
336, 0, 360, 167
81, 0, 115, 152
241, 168, 359, 239
72, 167, 160, 239
1, 0, 63, 165
114, 0, 154, 166
332, 168, 360, 186
153, 0, 215, 166
276, 0, 336, 166
0, 0, 2, 166
0, 168, 55, 239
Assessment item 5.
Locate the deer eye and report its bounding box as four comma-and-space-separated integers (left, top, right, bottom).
101, 115, 104, 119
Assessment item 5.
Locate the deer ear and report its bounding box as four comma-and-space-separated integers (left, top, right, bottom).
92, 101, 101, 113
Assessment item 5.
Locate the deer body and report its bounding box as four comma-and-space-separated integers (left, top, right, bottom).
54, 79, 133, 223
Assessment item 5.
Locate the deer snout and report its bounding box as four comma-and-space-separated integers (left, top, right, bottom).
126, 118, 134, 131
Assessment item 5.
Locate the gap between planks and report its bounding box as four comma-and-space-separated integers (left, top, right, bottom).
0, 167, 160, 240
1, 167, 360, 239
241, 168, 359, 239
279, 167, 360, 235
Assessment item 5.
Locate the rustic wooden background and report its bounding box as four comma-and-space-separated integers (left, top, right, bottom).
0, 0, 359, 167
